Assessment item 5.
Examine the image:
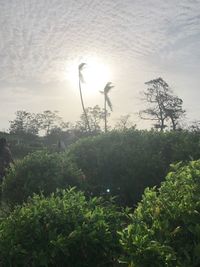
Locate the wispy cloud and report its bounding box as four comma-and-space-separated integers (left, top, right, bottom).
0, 0, 199, 129
0, 0, 199, 83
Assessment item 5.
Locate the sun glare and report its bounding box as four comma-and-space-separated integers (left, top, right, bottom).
81, 62, 111, 94
66, 57, 112, 96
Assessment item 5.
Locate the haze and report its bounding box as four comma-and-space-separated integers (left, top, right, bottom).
0, 0, 200, 131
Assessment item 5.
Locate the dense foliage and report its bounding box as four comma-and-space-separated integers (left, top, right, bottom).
0, 189, 125, 267
68, 129, 200, 206
120, 160, 200, 267
0, 129, 200, 266
2, 150, 81, 207
0, 131, 43, 160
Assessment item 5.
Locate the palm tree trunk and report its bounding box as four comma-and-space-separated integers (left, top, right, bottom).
104, 93, 107, 133
79, 78, 91, 133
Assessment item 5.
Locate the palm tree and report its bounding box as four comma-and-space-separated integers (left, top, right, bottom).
78, 63, 91, 133
100, 82, 114, 133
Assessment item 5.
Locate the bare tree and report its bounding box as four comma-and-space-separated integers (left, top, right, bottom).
75, 105, 105, 134
115, 114, 135, 130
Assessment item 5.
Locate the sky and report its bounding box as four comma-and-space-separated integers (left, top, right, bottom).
0, 0, 200, 131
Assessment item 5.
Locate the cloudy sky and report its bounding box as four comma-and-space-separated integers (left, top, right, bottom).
0, 0, 200, 131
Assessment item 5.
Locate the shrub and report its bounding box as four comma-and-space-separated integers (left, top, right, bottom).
0, 188, 125, 267
68, 129, 200, 206
1, 150, 81, 207
120, 160, 200, 267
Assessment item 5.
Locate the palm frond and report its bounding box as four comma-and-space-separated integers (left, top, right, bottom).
105, 95, 113, 111
104, 82, 114, 94
78, 63, 86, 71
79, 63, 86, 83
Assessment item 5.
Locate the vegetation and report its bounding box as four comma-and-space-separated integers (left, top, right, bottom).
0, 188, 125, 267
9, 110, 41, 135
120, 160, 200, 267
2, 150, 81, 207
0, 74, 199, 266
1, 159, 200, 266
114, 114, 135, 131
9, 110, 65, 136
68, 129, 200, 206
75, 105, 105, 134
0, 131, 43, 160
0, 77, 190, 160
140, 78, 185, 131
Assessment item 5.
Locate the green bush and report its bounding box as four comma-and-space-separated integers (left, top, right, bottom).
0, 188, 125, 267
120, 160, 200, 267
2, 150, 82, 207
68, 129, 200, 206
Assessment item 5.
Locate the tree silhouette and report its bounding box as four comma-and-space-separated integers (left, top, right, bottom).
75, 105, 105, 134
100, 82, 114, 133
164, 95, 185, 130
140, 77, 185, 131
78, 63, 91, 133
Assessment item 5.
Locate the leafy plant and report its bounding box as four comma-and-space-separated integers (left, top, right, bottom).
120, 160, 200, 267
0, 188, 126, 267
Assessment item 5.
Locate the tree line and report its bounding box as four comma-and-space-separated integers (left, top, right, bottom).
78, 63, 187, 132
8, 75, 199, 140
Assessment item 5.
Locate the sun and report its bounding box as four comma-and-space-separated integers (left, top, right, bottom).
66, 57, 112, 96
81, 60, 112, 94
